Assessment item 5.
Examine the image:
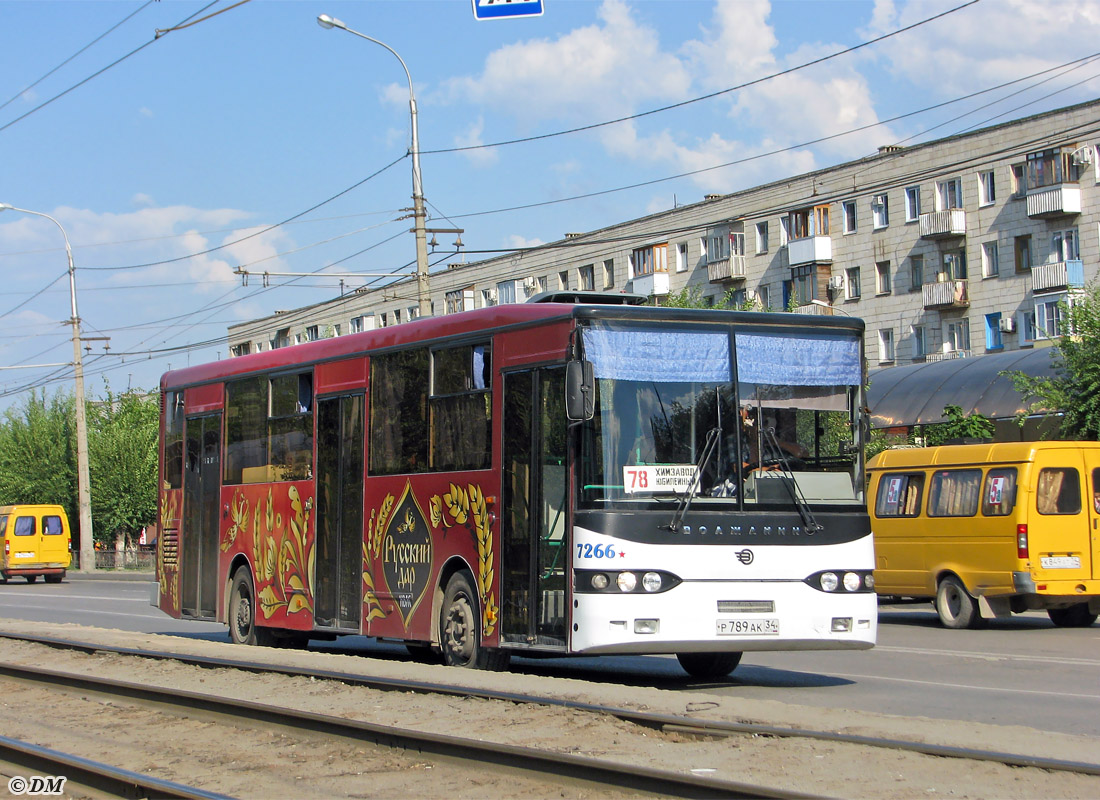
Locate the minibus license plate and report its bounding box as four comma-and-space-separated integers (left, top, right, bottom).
717, 619, 779, 636
1040, 556, 1081, 569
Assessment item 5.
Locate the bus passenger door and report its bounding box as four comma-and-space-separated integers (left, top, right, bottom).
181, 414, 221, 619
500, 367, 568, 649
314, 394, 364, 631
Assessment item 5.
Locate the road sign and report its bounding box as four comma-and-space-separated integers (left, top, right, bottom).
472, 0, 544, 21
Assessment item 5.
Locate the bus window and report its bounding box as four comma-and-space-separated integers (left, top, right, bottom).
14, 517, 35, 536
875, 472, 924, 517
1036, 467, 1081, 515
225, 372, 314, 484
430, 344, 492, 471
981, 468, 1017, 516
43, 516, 64, 535
927, 469, 981, 517
370, 348, 430, 475
225, 376, 268, 484
269, 373, 313, 481
164, 391, 184, 489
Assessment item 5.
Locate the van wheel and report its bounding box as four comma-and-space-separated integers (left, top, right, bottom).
24, 575, 37, 584
935, 575, 984, 629
45, 574, 63, 584
676, 652, 743, 680
440, 572, 509, 671
228, 567, 275, 646
1048, 603, 1098, 628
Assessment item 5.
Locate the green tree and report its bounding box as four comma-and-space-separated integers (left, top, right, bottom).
1007, 284, 1100, 440
87, 388, 160, 546
663, 285, 761, 311
924, 404, 995, 446
0, 390, 77, 524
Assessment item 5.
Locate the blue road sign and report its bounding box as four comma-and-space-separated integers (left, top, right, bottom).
472, 0, 544, 20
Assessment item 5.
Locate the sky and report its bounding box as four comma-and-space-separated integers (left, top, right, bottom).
2, 0, 1099, 407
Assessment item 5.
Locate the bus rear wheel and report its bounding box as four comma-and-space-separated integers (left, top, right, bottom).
24, 575, 37, 584
676, 652, 743, 680
936, 575, 985, 629
440, 572, 508, 671
229, 567, 275, 646
1048, 603, 1098, 628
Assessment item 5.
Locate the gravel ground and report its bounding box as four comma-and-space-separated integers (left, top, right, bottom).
0, 618, 1097, 799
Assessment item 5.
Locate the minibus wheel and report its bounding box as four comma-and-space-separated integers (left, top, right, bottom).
24, 575, 37, 584
229, 567, 275, 646
676, 652, 743, 680
935, 575, 984, 629
1048, 603, 1098, 628
440, 572, 509, 671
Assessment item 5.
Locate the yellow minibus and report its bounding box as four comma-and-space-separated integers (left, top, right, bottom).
867, 442, 1100, 628
0, 504, 72, 583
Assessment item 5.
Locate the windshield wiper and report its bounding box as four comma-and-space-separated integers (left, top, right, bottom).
665, 426, 720, 532
760, 424, 823, 534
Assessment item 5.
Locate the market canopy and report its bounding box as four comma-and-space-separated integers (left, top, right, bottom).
868, 347, 1058, 429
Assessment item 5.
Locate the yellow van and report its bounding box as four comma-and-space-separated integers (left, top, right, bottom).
0, 504, 72, 584
867, 442, 1100, 629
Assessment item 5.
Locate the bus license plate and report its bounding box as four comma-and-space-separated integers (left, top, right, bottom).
1041, 556, 1081, 569
717, 618, 779, 636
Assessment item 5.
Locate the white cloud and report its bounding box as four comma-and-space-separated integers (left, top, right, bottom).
453, 117, 498, 167
508, 234, 545, 249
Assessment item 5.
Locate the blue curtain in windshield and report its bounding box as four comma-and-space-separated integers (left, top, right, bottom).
736, 332, 860, 386
582, 329, 730, 383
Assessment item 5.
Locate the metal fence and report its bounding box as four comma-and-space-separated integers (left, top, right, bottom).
70, 550, 156, 571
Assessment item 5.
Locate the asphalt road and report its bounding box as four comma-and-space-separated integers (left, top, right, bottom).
1, 575, 1097, 737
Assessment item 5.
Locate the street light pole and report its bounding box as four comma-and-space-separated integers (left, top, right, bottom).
317, 14, 431, 318
0, 203, 95, 571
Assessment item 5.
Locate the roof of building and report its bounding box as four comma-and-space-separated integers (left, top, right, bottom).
868, 346, 1058, 429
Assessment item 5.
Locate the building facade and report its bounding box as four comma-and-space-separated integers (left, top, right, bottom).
229, 100, 1100, 373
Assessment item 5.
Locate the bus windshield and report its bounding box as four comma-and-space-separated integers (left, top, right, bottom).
577, 323, 864, 507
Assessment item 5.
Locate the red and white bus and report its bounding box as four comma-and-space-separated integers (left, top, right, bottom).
154, 293, 876, 678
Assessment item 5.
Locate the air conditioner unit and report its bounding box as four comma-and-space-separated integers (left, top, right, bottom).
522, 276, 538, 292
827, 275, 845, 290
486, 288, 498, 302
998, 316, 1016, 333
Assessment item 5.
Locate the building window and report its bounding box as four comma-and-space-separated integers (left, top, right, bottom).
630, 243, 667, 277
942, 250, 967, 281
603, 259, 615, 288
675, 243, 689, 273
985, 313, 1003, 350
446, 287, 472, 314
876, 261, 891, 294
755, 221, 769, 253
981, 241, 1000, 278
872, 194, 889, 229
757, 285, 770, 310
1011, 163, 1026, 197
1020, 309, 1036, 342
731, 232, 745, 256
230, 343, 251, 358
909, 255, 924, 290
1052, 228, 1080, 262
912, 325, 927, 359
845, 266, 861, 300
304, 325, 320, 342
779, 216, 790, 246
1026, 148, 1080, 190
558, 270, 569, 290
1035, 297, 1065, 339
706, 227, 730, 262
1014, 234, 1033, 273
537, 276, 548, 294
379, 313, 388, 328
904, 186, 921, 221
843, 201, 857, 234
878, 328, 895, 363
790, 265, 816, 305
945, 319, 970, 353
789, 205, 829, 239
498, 280, 518, 304
936, 178, 963, 210
333, 324, 342, 337
978, 170, 996, 206
578, 264, 595, 292
407, 306, 419, 321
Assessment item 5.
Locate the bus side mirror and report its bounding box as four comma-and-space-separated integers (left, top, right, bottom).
566, 360, 595, 422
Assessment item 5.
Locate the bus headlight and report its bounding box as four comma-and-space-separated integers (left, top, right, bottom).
843, 572, 862, 592
591, 573, 609, 590
805, 570, 875, 593
820, 571, 839, 592
642, 572, 662, 592
864, 572, 875, 590
616, 571, 637, 592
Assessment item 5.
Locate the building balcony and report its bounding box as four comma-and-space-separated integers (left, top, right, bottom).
1031, 259, 1084, 294
793, 301, 832, 315
922, 279, 969, 309
1026, 185, 1081, 218
925, 349, 972, 362
632, 270, 670, 297
918, 208, 966, 239
707, 255, 747, 283
787, 235, 832, 266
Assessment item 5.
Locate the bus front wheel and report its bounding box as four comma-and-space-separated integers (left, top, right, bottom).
676, 652, 743, 680
935, 575, 985, 629
1048, 603, 1098, 628
440, 572, 509, 671
229, 567, 275, 646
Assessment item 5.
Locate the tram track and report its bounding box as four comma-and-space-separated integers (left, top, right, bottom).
0, 647, 817, 800
1, 630, 1097, 782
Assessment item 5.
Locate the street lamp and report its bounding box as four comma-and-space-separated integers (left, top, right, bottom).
317, 13, 431, 318
0, 203, 95, 571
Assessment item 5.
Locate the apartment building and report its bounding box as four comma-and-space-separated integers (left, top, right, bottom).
228, 99, 1100, 375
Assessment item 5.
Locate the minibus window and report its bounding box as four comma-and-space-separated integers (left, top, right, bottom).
928, 469, 982, 517
981, 468, 1018, 516
14, 516, 35, 536
1036, 467, 1081, 515
43, 516, 64, 535
875, 472, 924, 517
0, 515, 7, 536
